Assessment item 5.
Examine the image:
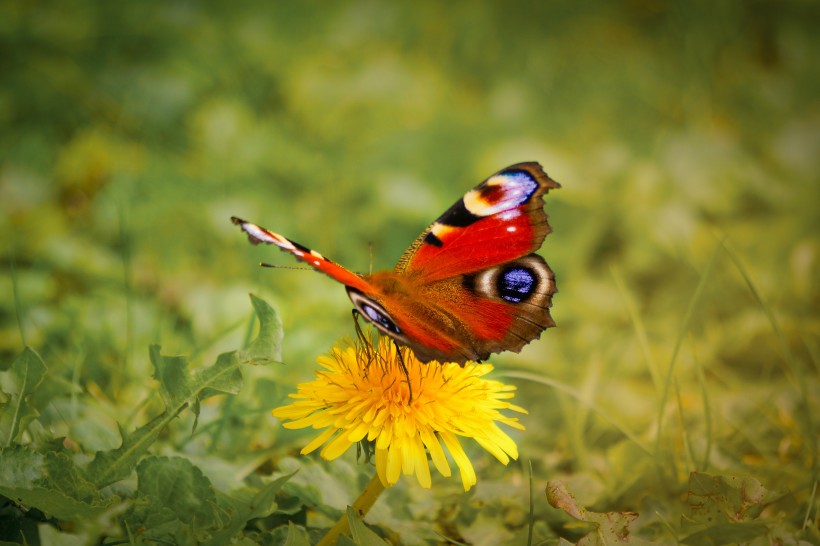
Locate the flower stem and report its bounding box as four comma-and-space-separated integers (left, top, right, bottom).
317, 472, 386, 546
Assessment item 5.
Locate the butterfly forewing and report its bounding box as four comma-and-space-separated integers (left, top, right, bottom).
231, 216, 373, 294
394, 162, 560, 282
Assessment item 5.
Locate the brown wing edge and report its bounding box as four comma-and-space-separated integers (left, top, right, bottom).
467, 253, 557, 363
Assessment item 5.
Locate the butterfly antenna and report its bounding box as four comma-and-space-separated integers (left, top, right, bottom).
259, 262, 313, 270
393, 340, 413, 404
351, 309, 366, 343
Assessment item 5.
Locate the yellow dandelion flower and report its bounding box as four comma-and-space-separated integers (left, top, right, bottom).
272, 338, 527, 491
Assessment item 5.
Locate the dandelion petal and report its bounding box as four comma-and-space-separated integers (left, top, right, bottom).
272, 338, 526, 492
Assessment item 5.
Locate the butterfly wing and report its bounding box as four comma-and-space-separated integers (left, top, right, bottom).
231, 216, 373, 294
233, 162, 560, 366
353, 253, 556, 363
395, 162, 560, 281
350, 162, 560, 364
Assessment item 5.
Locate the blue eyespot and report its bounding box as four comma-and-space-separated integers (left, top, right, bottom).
501, 171, 538, 202
497, 267, 536, 303
362, 303, 401, 334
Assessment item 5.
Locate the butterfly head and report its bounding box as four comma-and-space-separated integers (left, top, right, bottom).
347, 288, 405, 338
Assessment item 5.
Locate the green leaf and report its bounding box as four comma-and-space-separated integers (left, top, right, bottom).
546, 480, 655, 545
152, 345, 244, 408
137, 456, 219, 525
0, 347, 47, 446
83, 296, 279, 490
123, 456, 227, 544
347, 506, 390, 546
680, 472, 772, 545
0, 446, 116, 520
150, 347, 192, 410
36, 524, 88, 546
240, 294, 283, 363
84, 412, 179, 488
283, 522, 311, 546
245, 471, 295, 520
202, 471, 296, 546
279, 457, 352, 519
681, 522, 770, 545
123, 499, 183, 543
85, 348, 244, 487
686, 472, 773, 522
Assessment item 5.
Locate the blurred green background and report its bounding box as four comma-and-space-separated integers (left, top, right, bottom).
1, 0, 818, 542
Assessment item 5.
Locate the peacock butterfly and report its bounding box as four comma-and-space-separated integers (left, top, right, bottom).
232, 162, 560, 365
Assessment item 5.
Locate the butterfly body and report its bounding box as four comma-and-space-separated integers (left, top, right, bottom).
233, 162, 560, 364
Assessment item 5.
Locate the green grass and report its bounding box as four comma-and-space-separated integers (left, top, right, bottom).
1, 1, 818, 544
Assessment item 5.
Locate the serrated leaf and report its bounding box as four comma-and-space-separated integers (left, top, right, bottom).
123, 497, 182, 543
197, 351, 245, 402
546, 480, 654, 545
84, 297, 275, 490
347, 506, 390, 546
149, 346, 190, 409
147, 346, 242, 452
0, 445, 116, 520
150, 346, 243, 409
0, 347, 47, 446
122, 456, 227, 545
137, 456, 219, 525
202, 471, 297, 546
84, 412, 180, 487
240, 294, 283, 363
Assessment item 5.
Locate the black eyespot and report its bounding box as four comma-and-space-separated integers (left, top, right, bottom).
362, 303, 402, 334
497, 266, 537, 303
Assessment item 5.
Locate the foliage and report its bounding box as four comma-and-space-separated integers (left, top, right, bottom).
0, 296, 294, 544
1, 0, 818, 544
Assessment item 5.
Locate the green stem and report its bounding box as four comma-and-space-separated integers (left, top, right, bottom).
317, 472, 386, 546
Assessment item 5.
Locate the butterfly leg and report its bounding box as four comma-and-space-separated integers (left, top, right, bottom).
392, 340, 413, 404
351, 309, 375, 363
351, 309, 413, 403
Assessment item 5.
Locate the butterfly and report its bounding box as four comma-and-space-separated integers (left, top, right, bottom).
232, 162, 560, 365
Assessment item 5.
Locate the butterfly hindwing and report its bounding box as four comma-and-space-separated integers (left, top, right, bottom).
353, 252, 556, 363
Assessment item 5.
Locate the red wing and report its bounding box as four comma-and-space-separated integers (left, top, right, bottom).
231, 216, 373, 294
394, 162, 560, 282
358, 252, 557, 364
